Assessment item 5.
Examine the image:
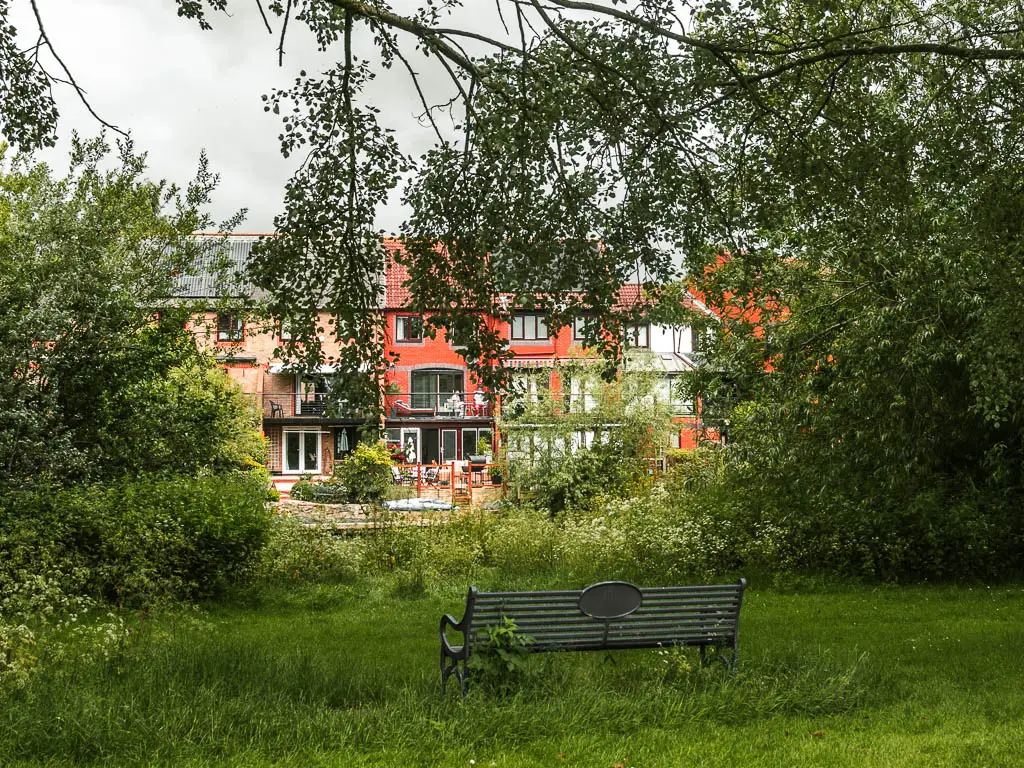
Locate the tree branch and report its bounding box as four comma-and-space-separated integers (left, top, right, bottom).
320, 0, 483, 79
29, 0, 128, 139
278, 0, 293, 65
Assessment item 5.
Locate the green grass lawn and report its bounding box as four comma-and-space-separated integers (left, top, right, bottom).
3, 579, 1023, 767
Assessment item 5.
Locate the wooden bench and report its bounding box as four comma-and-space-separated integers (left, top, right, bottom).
439, 579, 747, 695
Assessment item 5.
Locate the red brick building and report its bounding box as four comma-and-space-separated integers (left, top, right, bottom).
179, 235, 711, 486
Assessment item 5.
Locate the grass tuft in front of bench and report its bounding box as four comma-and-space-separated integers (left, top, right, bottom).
439, 579, 747, 696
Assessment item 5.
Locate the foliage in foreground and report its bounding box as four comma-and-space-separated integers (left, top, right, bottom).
1, 472, 272, 604
502, 362, 672, 515
0, 472, 272, 688
266, 446, 1024, 592
0, 137, 258, 485
679, 24, 1024, 577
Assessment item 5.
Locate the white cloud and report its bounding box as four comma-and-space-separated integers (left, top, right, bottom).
10, 0, 470, 232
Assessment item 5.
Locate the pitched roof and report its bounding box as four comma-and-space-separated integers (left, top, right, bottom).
383, 239, 412, 309
383, 243, 673, 313
179, 235, 704, 319
173, 235, 269, 300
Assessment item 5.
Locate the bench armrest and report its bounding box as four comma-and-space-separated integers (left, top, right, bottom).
440, 613, 468, 660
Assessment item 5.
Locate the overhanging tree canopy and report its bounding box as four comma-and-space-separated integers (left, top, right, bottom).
7, 0, 1024, 385
5, 1, 1024, 510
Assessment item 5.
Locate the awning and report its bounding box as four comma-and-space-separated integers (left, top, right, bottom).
501, 358, 555, 368
268, 363, 371, 374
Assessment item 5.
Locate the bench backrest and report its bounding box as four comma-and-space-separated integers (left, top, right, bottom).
465, 580, 746, 653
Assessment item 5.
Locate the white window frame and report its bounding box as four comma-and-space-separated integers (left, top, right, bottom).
388, 427, 421, 463
510, 313, 549, 341
625, 323, 650, 348
673, 326, 693, 355
463, 428, 494, 457
441, 429, 459, 462
569, 377, 596, 413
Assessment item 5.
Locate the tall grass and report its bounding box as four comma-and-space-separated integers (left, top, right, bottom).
2, 564, 1022, 766
4, 509, 1024, 766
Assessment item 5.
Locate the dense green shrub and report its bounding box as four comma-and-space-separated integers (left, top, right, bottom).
286, 443, 392, 504
0, 140, 262, 485
289, 478, 349, 503
751, 479, 1024, 581
333, 442, 393, 503
259, 462, 1024, 592
664, 447, 725, 494
510, 443, 651, 516
0, 473, 272, 606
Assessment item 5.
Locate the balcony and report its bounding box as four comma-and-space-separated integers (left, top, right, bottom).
262, 393, 365, 420
385, 392, 493, 420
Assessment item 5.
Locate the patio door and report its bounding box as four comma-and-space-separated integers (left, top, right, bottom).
283, 430, 321, 473
441, 429, 458, 462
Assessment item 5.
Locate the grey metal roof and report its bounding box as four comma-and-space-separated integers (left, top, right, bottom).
172, 236, 268, 300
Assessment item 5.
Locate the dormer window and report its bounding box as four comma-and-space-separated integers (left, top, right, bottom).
396, 315, 424, 343
217, 314, 244, 342
511, 313, 548, 341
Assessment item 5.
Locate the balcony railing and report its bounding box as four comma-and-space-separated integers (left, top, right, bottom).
385, 392, 493, 420
262, 393, 363, 419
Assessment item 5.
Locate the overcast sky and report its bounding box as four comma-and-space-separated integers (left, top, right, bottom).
11, 1, 474, 233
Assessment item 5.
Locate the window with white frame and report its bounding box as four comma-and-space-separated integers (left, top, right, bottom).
511, 313, 548, 341
504, 370, 545, 418
673, 326, 693, 355
572, 317, 593, 342
396, 315, 424, 342
463, 428, 494, 458
387, 427, 421, 463
568, 376, 596, 412
655, 377, 693, 415
625, 323, 650, 348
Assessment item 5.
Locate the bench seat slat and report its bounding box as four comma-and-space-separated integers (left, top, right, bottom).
474, 596, 742, 612
474, 596, 743, 610
527, 632, 736, 648
469, 612, 739, 627
527, 629, 736, 644
470, 623, 737, 641
470, 609, 739, 625
479, 589, 745, 602
471, 623, 736, 642
477, 588, 741, 601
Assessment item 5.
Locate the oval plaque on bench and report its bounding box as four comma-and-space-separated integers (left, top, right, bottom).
578, 581, 643, 619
